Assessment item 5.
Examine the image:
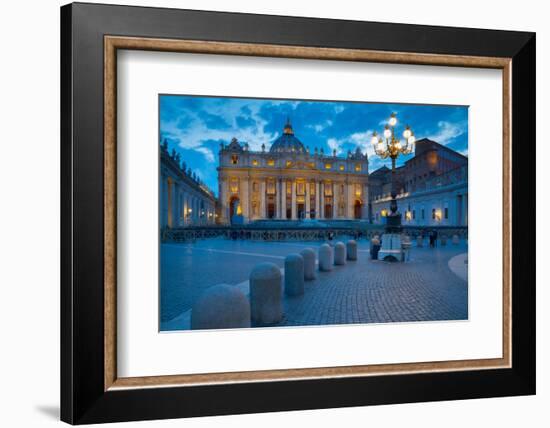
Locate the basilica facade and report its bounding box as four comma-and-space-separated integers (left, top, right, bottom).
217, 120, 370, 224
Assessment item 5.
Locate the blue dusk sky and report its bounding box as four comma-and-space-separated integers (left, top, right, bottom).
160, 95, 468, 196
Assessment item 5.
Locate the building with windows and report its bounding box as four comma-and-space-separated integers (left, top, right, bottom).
370, 138, 468, 227
160, 140, 217, 228
217, 119, 370, 224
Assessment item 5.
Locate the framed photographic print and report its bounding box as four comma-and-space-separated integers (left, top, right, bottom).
61, 2, 535, 424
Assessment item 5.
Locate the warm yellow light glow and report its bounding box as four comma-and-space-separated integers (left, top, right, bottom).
355, 164, 361, 171
339, 164, 345, 171
325, 163, 332, 169
435, 209, 442, 221
267, 159, 275, 166
381, 209, 388, 217
405, 211, 412, 221
286, 160, 292, 168
252, 159, 259, 166
236, 205, 242, 215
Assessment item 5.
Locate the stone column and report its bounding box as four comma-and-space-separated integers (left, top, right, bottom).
281, 180, 287, 219
241, 178, 249, 220
347, 183, 354, 219
320, 182, 325, 219
315, 181, 320, 219
291, 181, 297, 219
219, 178, 228, 224
276, 179, 281, 219
305, 181, 311, 219
334, 182, 340, 218
260, 180, 266, 219
362, 182, 369, 220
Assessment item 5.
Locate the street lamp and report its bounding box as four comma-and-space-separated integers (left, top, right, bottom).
370, 112, 415, 233
370, 113, 415, 261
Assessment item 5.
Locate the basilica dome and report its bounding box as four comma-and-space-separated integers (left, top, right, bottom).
269, 119, 306, 154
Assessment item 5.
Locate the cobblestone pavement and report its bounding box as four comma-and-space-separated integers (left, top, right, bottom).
161, 238, 468, 327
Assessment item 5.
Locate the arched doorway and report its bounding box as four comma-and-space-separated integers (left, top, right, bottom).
324, 203, 333, 219
266, 195, 275, 219
354, 200, 362, 219
297, 202, 305, 219
229, 196, 241, 221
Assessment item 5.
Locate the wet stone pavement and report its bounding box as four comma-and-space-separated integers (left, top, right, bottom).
160, 238, 468, 329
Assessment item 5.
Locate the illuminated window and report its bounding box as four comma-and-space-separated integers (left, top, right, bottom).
231, 155, 238, 165
339, 164, 345, 171
355, 163, 362, 172
286, 160, 293, 168
297, 182, 305, 196
267, 159, 275, 166
381, 209, 388, 217
286, 182, 292, 195
267, 180, 276, 195
252, 159, 259, 166
325, 163, 332, 170
310, 182, 316, 195
324, 183, 333, 196
230, 178, 239, 193
355, 184, 362, 197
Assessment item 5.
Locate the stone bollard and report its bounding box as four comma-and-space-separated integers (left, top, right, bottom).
249, 262, 283, 325
416, 235, 423, 247
318, 244, 334, 271
441, 235, 447, 246
346, 240, 358, 261
191, 284, 251, 330
334, 242, 347, 265
300, 248, 316, 280
284, 254, 305, 296
452, 234, 460, 245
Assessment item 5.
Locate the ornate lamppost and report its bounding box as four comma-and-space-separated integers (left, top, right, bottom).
370, 113, 416, 260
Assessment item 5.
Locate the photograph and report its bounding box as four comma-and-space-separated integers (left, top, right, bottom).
158, 95, 469, 331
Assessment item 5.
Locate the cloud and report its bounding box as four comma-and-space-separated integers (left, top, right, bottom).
194, 147, 215, 163
427, 120, 466, 146
326, 138, 341, 155
324, 131, 373, 156
160, 97, 279, 160
307, 119, 333, 133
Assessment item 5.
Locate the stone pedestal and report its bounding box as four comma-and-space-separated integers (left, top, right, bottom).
319, 244, 334, 271
250, 262, 283, 325
284, 254, 304, 296
191, 284, 251, 330
377, 233, 404, 262
334, 242, 346, 265
300, 248, 316, 280
346, 240, 357, 261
